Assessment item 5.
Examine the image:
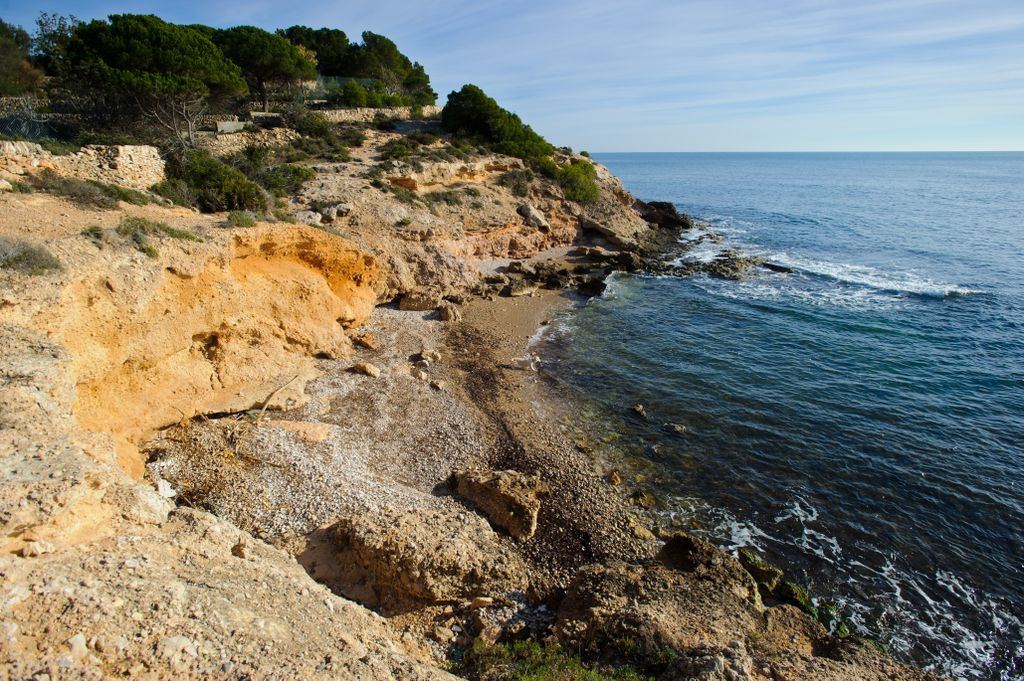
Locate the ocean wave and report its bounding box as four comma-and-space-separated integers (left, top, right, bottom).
766, 252, 982, 299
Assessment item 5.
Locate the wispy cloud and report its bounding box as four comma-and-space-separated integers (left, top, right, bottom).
3, 0, 1022, 149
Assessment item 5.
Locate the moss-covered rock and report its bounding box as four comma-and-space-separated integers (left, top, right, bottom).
738, 547, 784, 591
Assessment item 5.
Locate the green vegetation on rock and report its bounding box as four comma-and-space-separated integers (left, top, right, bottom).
159, 150, 267, 213
441, 84, 554, 161
458, 640, 649, 681
0, 236, 61, 275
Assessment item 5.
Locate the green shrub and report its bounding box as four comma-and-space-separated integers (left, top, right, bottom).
282, 105, 333, 138
387, 186, 418, 204
336, 124, 366, 148
407, 130, 439, 146
29, 170, 118, 209
80, 225, 104, 244
165, 150, 268, 213
151, 178, 194, 207
38, 139, 80, 156
425, 189, 461, 206
556, 159, 600, 204
8, 179, 31, 193
457, 640, 647, 681
580, 150, 591, 158
272, 208, 297, 223
531, 156, 559, 179
225, 210, 257, 227
379, 139, 412, 160
441, 84, 554, 161
87, 180, 151, 206
499, 169, 534, 197
0, 237, 61, 275
116, 215, 201, 257
283, 136, 351, 162
259, 163, 316, 196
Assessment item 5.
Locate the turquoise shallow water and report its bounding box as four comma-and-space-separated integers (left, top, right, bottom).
539, 153, 1024, 679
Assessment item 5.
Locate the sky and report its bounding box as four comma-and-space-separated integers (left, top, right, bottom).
3, 0, 1023, 151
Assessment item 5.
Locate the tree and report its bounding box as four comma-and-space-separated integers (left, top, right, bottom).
278, 26, 348, 76
441, 84, 553, 160
340, 79, 368, 107
213, 26, 315, 112
0, 20, 42, 95
30, 12, 80, 73
58, 14, 247, 145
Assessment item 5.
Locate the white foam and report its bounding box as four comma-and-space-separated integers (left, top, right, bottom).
767, 252, 981, 298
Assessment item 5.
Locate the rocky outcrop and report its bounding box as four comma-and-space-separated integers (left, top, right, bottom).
453, 469, 548, 540
554, 533, 941, 680
328, 508, 529, 613
387, 159, 522, 192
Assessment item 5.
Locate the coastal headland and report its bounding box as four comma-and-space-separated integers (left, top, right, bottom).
0, 121, 943, 680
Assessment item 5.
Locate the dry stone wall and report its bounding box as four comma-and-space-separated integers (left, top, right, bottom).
320, 105, 441, 123
0, 141, 165, 190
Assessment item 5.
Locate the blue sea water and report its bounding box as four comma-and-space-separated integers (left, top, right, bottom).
540, 153, 1024, 679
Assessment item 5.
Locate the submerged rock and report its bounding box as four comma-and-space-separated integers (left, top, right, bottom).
453, 469, 548, 540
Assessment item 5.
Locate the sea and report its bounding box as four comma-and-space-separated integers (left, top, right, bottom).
537, 152, 1024, 680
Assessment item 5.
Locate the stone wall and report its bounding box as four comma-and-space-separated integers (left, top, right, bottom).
0, 142, 165, 191
319, 105, 442, 123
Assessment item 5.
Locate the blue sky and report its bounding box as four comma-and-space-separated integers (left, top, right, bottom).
4, 0, 1023, 151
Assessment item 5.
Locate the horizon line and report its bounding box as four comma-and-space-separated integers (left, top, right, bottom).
589, 150, 1024, 154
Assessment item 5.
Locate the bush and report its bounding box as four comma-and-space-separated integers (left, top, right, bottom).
29, 170, 118, 209
258, 163, 316, 197
458, 641, 646, 681
164, 150, 268, 213
0, 237, 61, 275
379, 139, 412, 160
271, 208, 296, 223
441, 84, 554, 161
225, 210, 257, 227
557, 159, 600, 204
88, 180, 151, 206
151, 178, 194, 207
425, 189, 461, 206
282, 105, 333, 139
335, 124, 366, 148
116, 215, 201, 257
499, 169, 534, 197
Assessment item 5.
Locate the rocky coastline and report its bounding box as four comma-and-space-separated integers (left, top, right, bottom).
0, 130, 941, 679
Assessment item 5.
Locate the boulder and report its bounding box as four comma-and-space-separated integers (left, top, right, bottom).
554, 533, 763, 658
438, 302, 463, 322
738, 547, 784, 592
517, 204, 550, 230
453, 469, 548, 540
294, 210, 322, 227
398, 289, 443, 311
351, 362, 381, 378
329, 507, 528, 612
633, 199, 695, 230
352, 333, 380, 350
